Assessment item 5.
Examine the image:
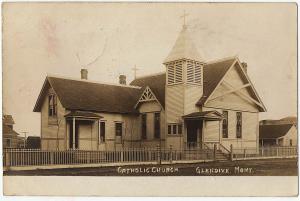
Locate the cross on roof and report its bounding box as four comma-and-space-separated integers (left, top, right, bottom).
180, 10, 189, 27
132, 65, 139, 79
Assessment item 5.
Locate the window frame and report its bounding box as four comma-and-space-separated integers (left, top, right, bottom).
167, 123, 183, 135
236, 112, 242, 139
99, 121, 106, 143
141, 113, 147, 140
222, 111, 228, 138
154, 112, 160, 139
48, 94, 57, 117
115, 122, 123, 137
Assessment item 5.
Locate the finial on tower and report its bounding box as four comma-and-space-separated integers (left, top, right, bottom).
180, 10, 189, 28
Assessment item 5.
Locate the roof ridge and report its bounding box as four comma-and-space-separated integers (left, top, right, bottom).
205, 56, 237, 65
47, 74, 141, 89
134, 72, 166, 80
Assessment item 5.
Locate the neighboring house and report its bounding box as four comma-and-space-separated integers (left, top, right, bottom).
2, 115, 24, 148
33, 24, 266, 151
259, 124, 297, 147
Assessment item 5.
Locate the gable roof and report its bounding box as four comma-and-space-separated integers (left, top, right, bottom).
3, 125, 19, 136
259, 124, 294, 139
130, 73, 166, 108
197, 57, 236, 105
182, 111, 223, 120
34, 57, 265, 114
33, 76, 142, 114
197, 57, 266, 112
164, 25, 203, 64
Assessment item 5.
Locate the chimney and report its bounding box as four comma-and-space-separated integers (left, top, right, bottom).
81, 69, 88, 80
119, 75, 126, 85
241, 62, 247, 73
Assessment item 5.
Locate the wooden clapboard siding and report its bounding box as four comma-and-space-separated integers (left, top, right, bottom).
166, 85, 184, 123
184, 84, 202, 115
221, 111, 258, 149
205, 64, 259, 112
138, 101, 165, 141
203, 121, 220, 142
41, 87, 67, 150
139, 101, 161, 113
166, 135, 184, 150
202, 106, 259, 150
281, 125, 297, 146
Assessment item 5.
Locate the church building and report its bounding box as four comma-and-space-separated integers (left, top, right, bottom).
33, 24, 266, 151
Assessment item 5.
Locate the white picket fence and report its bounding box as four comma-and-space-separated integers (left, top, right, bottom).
3, 147, 215, 167
232, 146, 298, 160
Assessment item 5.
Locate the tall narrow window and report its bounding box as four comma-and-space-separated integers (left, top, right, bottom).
115, 123, 123, 137
48, 94, 57, 117
168, 125, 172, 134
172, 125, 177, 135
222, 111, 228, 138
154, 113, 160, 139
99, 121, 105, 143
236, 112, 242, 138
141, 114, 147, 139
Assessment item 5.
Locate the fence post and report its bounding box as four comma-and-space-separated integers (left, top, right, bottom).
243, 149, 246, 158
50, 151, 54, 165
213, 144, 217, 161
121, 149, 124, 162
169, 145, 173, 164
5, 150, 10, 167
156, 144, 161, 165
230, 144, 233, 161
276, 147, 279, 157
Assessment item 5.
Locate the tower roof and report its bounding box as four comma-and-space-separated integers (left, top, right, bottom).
164, 25, 203, 64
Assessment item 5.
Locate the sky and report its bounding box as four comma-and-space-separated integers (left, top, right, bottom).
2, 3, 297, 136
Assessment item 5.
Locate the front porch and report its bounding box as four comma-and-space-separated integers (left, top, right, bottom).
65, 111, 103, 150
182, 111, 223, 149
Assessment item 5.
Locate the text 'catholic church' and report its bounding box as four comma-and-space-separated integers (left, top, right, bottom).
33, 24, 266, 152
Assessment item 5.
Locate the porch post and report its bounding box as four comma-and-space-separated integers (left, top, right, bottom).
72, 117, 76, 149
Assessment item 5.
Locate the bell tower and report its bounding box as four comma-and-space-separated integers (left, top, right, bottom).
164, 23, 205, 149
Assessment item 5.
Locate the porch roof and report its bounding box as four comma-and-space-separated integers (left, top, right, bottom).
65, 111, 103, 119
182, 111, 223, 121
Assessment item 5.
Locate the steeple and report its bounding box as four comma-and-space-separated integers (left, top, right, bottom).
164, 25, 204, 64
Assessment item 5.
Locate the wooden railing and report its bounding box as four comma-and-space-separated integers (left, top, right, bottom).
3, 147, 215, 167
232, 146, 298, 159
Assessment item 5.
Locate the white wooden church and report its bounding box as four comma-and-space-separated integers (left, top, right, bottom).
34, 24, 266, 151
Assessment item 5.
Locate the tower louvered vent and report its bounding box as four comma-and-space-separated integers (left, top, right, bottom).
187, 61, 202, 85
167, 61, 183, 85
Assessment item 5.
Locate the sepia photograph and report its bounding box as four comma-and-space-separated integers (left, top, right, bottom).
1, 2, 298, 196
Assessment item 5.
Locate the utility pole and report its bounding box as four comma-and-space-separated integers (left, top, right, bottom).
21, 131, 28, 148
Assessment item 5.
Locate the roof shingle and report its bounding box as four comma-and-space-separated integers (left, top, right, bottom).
259, 124, 294, 139
34, 77, 142, 114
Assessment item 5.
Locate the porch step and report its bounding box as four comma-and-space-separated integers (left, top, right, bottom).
215, 150, 229, 161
